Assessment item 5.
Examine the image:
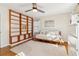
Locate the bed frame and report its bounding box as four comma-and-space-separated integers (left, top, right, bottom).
33, 37, 68, 54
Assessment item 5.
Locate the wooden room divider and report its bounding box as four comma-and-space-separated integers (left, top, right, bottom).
9, 9, 33, 45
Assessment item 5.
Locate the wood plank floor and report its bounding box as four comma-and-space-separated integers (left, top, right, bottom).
0, 46, 16, 56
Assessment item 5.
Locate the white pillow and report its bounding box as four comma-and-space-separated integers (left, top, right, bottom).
40, 31, 48, 35
47, 32, 57, 40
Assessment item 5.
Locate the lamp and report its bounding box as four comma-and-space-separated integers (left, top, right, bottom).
33, 9, 37, 12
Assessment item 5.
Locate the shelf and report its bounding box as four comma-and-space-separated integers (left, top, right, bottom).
11, 23, 19, 25
11, 27, 19, 29
11, 31, 20, 33
22, 17, 26, 20
11, 19, 19, 21
11, 14, 19, 18
22, 21, 27, 23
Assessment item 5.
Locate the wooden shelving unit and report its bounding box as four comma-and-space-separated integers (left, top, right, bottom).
9, 9, 33, 45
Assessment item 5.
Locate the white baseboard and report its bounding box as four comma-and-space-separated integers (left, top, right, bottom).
0, 44, 9, 48
0, 38, 32, 48
9, 38, 32, 47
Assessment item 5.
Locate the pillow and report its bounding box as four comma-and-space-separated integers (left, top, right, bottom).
40, 31, 48, 35
40, 31, 45, 34
47, 31, 59, 35
46, 32, 57, 40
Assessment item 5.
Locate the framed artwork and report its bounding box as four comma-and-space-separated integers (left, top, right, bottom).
45, 20, 55, 27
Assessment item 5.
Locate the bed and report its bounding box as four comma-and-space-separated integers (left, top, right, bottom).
33, 30, 68, 54
33, 29, 62, 41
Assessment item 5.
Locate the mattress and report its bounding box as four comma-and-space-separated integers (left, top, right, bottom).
35, 34, 60, 41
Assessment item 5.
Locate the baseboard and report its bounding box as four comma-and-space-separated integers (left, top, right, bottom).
0, 45, 10, 49
9, 38, 32, 48
0, 44, 9, 48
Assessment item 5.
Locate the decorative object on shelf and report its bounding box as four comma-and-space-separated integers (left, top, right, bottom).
22, 25, 26, 29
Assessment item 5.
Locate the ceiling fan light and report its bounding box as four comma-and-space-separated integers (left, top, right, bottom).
33, 9, 37, 12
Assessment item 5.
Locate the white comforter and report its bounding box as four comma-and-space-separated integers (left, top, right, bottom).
35, 34, 61, 41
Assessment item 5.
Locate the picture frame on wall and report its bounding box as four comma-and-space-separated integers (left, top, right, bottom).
45, 20, 55, 27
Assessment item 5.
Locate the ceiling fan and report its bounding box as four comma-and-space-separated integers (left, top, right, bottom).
25, 3, 45, 13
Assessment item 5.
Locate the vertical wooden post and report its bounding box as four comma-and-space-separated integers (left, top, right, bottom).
32, 18, 33, 37
24, 34, 26, 39
19, 13, 22, 35
9, 9, 12, 44
18, 35, 20, 42
26, 16, 28, 34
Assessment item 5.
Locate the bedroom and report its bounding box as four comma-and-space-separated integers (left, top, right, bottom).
0, 3, 79, 56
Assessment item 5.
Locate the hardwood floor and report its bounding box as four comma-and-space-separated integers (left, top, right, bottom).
0, 39, 31, 56
0, 46, 16, 56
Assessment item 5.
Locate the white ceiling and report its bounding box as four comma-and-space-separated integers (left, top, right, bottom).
1, 3, 77, 18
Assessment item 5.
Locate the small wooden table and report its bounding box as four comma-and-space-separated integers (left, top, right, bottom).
33, 37, 68, 55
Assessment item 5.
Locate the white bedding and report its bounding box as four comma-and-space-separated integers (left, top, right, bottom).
35, 29, 62, 41
35, 33, 61, 41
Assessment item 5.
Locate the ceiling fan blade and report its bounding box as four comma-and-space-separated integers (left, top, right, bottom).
37, 9, 45, 13
25, 9, 33, 12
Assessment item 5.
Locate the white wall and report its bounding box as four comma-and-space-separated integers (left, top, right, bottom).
40, 13, 71, 41
33, 18, 41, 34
69, 25, 76, 36
0, 6, 9, 48
0, 12, 1, 47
